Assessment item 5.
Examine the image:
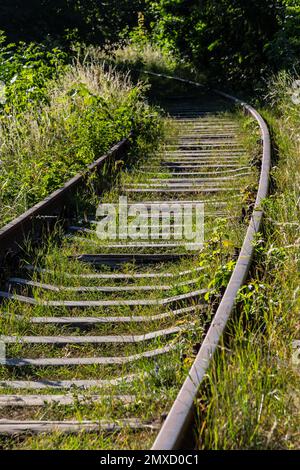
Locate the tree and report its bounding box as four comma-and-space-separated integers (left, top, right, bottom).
148, 0, 289, 85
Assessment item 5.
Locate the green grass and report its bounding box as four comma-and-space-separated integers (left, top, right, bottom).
195, 72, 300, 450
0, 49, 162, 227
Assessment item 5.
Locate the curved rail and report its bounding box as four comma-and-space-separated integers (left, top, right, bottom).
141, 72, 272, 450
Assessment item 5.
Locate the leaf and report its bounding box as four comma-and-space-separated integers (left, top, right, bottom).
207, 39, 221, 52
222, 240, 234, 248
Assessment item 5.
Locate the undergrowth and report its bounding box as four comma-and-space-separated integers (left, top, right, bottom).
196, 71, 300, 450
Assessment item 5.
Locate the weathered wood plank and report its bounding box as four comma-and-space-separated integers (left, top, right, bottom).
125, 200, 229, 206
16, 305, 204, 324
148, 174, 251, 182
149, 160, 244, 165
127, 182, 241, 188
141, 167, 250, 176
170, 133, 238, 137
24, 265, 205, 280
71, 253, 190, 265
70, 238, 204, 249
1, 324, 191, 344
8, 277, 201, 293
141, 165, 245, 170
157, 152, 245, 156
0, 288, 208, 307
164, 143, 243, 148
124, 188, 239, 194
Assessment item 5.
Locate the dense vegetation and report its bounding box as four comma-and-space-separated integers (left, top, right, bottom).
0, 1, 147, 45
1, 1, 299, 87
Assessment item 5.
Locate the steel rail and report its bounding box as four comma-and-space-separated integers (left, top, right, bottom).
141, 72, 272, 450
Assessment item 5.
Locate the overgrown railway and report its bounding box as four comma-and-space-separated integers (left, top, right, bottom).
0, 76, 271, 450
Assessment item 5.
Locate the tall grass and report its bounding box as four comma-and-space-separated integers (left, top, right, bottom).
196, 71, 300, 449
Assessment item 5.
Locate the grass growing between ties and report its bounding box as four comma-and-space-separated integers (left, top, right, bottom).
196, 72, 300, 450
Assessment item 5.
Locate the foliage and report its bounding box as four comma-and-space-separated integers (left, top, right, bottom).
83, 40, 198, 103
266, 1, 300, 70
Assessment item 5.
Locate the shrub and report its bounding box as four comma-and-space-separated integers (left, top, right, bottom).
0, 52, 162, 226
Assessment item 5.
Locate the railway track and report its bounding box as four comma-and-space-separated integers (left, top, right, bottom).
0, 76, 270, 450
